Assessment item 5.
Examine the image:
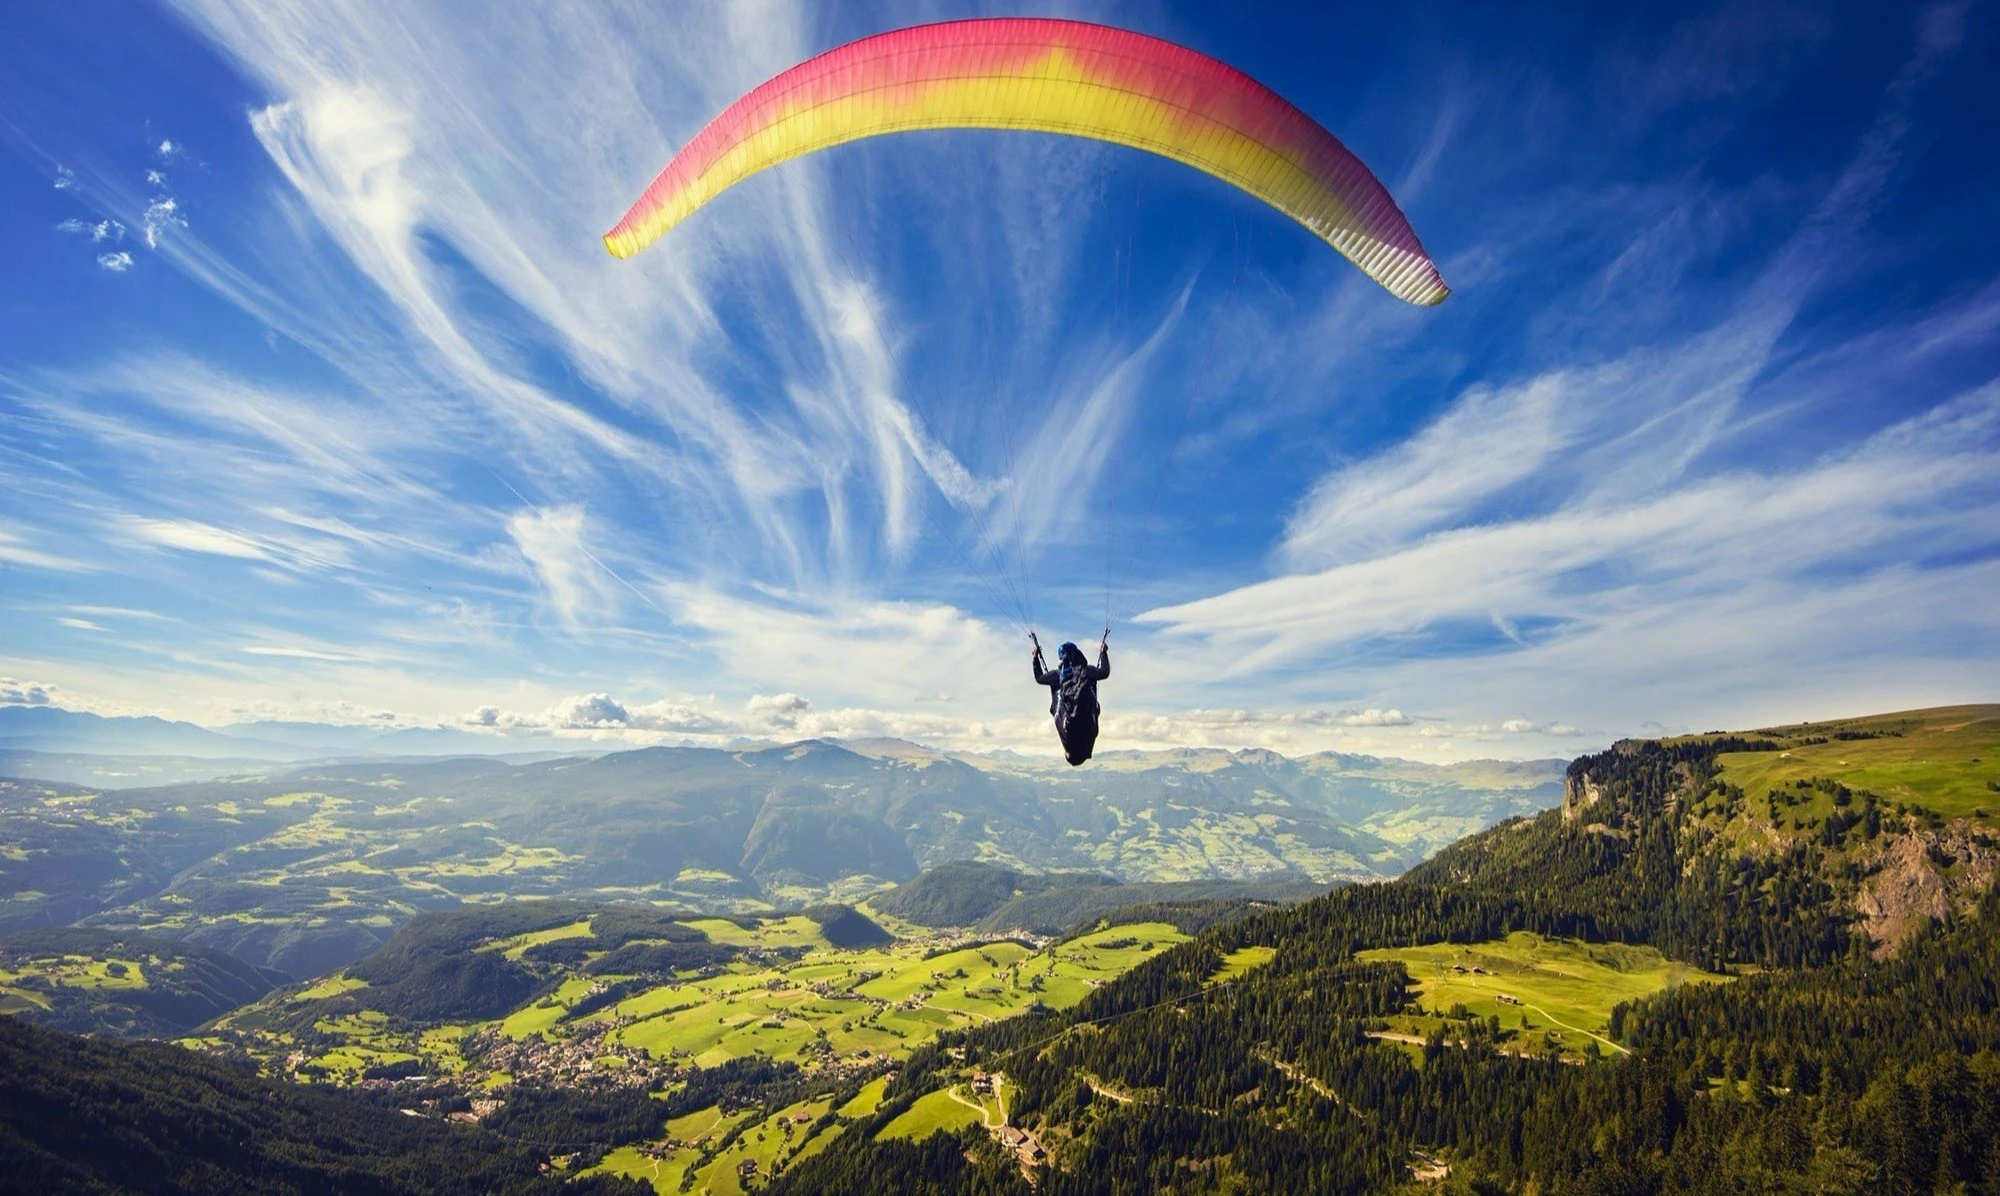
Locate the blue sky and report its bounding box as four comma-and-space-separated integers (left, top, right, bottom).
2, 0, 1995, 761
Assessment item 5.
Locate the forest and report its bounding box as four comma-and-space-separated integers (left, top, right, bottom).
772, 728, 2000, 1194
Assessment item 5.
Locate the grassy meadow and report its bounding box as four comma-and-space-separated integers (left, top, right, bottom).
1710, 705, 2000, 821
1358, 931, 1730, 1053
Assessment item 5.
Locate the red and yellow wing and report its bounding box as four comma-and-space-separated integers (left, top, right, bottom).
606, 18, 1447, 306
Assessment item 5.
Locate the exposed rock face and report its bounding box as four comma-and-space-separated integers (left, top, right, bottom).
1560, 773, 1602, 825
1855, 822, 2000, 956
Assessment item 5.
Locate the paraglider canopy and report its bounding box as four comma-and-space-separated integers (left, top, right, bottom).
606, 18, 1448, 306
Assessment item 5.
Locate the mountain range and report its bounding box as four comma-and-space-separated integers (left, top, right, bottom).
0, 714, 1561, 977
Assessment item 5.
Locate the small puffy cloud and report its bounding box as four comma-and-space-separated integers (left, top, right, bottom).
157, 139, 181, 158
746, 692, 812, 716
745, 692, 812, 728
59, 218, 124, 243
140, 196, 186, 249
0, 678, 56, 706
1339, 708, 1412, 727
627, 700, 730, 734
466, 693, 730, 737
552, 692, 628, 728
1499, 718, 1584, 736
147, 170, 168, 186
97, 252, 135, 272
53, 165, 74, 190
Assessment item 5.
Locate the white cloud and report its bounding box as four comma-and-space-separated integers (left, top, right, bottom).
59, 218, 125, 243
0, 678, 56, 705
506, 505, 623, 630
147, 170, 168, 186
0, 524, 91, 571
1284, 372, 1578, 568
1498, 718, 1581, 735
56, 617, 107, 632
241, 645, 356, 661
468, 692, 731, 737
140, 196, 186, 249
118, 515, 270, 559
52, 165, 74, 190
68, 606, 167, 621
1343, 708, 1414, 727
97, 251, 135, 272
551, 692, 628, 728
1146, 384, 2000, 686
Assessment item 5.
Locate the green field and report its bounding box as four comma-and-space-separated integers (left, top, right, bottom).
291, 976, 369, 1001
1713, 705, 2000, 821
877, 1087, 982, 1141
499, 974, 606, 1039
210, 909, 1187, 1179
602, 922, 1186, 1069
0, 954, 148, 992
488, 919, 595, 960
0, 953, 150, 1015
835, 1074, 888, 1118
1358, 932, 1729, 1051
1213, 945, 1277, 980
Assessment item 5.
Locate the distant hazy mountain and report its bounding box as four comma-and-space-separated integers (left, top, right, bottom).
0, 705, 305, 758
0, 735, 1563, 976
0, 704, 546, 761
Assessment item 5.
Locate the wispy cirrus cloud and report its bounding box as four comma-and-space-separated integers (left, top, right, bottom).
118, 514, 272, 560
0, 523, 93, 571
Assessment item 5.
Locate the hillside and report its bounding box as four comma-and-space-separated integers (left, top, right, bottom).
760, 706, 2000, 1193
0, 928, 285, 1037
0, 1013, 642, 1194
870, 860, 1327, 935
181, 898, 1202, 1189
203, 900, 1188, 1083
0, 739, 1557, 976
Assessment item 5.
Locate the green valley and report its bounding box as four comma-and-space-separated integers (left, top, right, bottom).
0, 741, 1558, 982
6, 708, 1999, 1193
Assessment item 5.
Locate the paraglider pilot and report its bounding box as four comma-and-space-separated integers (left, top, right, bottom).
1032, 633, 1110, 767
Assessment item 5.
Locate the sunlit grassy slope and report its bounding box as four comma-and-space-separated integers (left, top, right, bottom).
1357, 931, 1730, 1044
605, 922, 1184, 1069
551, 920, 1182, 1192
1709, 705, 2000, 820
215, 908, 1185, 1089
